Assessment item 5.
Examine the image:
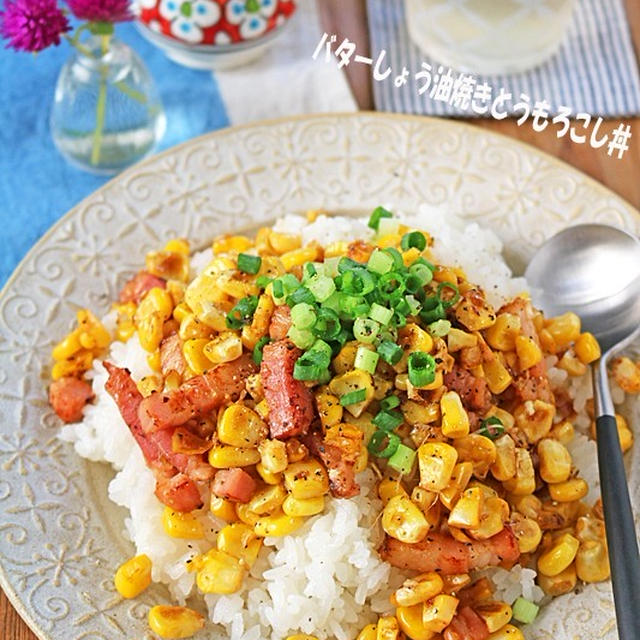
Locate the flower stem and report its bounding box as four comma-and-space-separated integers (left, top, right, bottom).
90, 34, 110, 166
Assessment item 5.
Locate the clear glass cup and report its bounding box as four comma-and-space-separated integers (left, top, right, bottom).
50, 35, 166, 175
405, 0, 577, 75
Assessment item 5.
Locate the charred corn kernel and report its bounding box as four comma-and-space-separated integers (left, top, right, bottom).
332, 342, 359, 374
182, 338, 212, 375
447, 328, 477, 352
538, 532, 580, 576
184, 273, 230, 329
256, 463, 282, 485
548, 478, 588, 502
546, 312, 581, 348
208, 445, 261, 468
217, 522, 262, 568
611, 356, 640, 393
268, 231, 301, 254
210, 496, 239, 522
439, 462, 474, 510
217, 274, 260, 300
356, 624, 378, 640
52, 332, 82, 361
245, 373, 264, 402
475, 601, 513, 633
440, 391, 470, 439
329, 370, 375, 418
204, 332, 243, 364
280, 246, 320, 270
392, 572, 444, 607
254, 511, 305, 537
453, 434, 497, 479
354, 444, 368, 473
514, 400, 555, 444
137, 311, 164, 353
50, 351, 92, 380
510, 512, 542, 554
468, 497, 508, 540
164, 238, 190, 255
448, 487, 483, 529
138, 287, 174, 321
284, 459, 329, 499
382, 494, 430, 544
440, 574, 471, 594
213, 234, 253, 254
454, 291, 496, 331
325, 423, 363, 461
398, 324, 433, 361
285, 438, 309, 463
178, 313, 215, 340
166, 280, 187, 307
422, 594, 459, 632
379, 478, 409, 506
576, 539, 610, 582
488, 625, 525, 640
537, 564, 577, 596
402, 399, 440, 426
147, 349, 162, 372
148, 605, 204, 639
137, 374, 163, 397
418, 442, 458, 491
485, 313, 521, 351
549, 420, 575, 445
538, 328, 558, 354
515, 335, 543, 370
162, 507, 204, 539
395, 604, 434, 640
114, 554, 152, 598
557, 350, 587, 377
411, 486, 438, 513
376, 233, 402, 249
248, 484, 287, 516
196, 549, 244, 594
433, 266, 458, 284
490, 434, 517, 482
483, 356, 512, 394
258, 439, 288, 474
242, 293, 275, 350
510, 494, 542, 519
146, 250, 189, 282
235, 501, 260, 526
502, 448, 535, 495
537, 438, 572, 484
316, 390, 344, 428
615, 413, 634, 453
376, 615, 400, 640
255, 400, 269, 421
282, 494, 325, 517
218, 404, 268, 448
324, 240, 349, 258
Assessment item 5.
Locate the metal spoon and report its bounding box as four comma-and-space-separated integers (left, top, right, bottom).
525, 224, 640, 638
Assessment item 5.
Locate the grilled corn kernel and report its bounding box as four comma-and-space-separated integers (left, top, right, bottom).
148, 605, 204, 639
376, 615, 400, 640
549, 420, 575, 445
538, 532, 580, 576
453, 434, 497, 479
280, 246, 321, 270
475, 601, 513, 633
402, 399, 440, 426
114, 554, 152, 598
235, 501, 260, 526
285, 438, 309, 463
284, 459, 329, 499
490, 434, 517, 482
502, 448, 535, 496
514, 335, 543, 370
576, 539, 610, 583
137, 374, 163, 397
418, 442, 458, 491
354, 444, 368, 473
137, 310, 165, 353
247, 484, 287, 516
483, 356, 512, 395
269, 231, 301, 254
395, 604, 433, 640
208, 445, 261, 468
510, 512, 542, 553
256, 463, 282, 486
316, 390, 344, 428
546, 312, 581, 348
514, 400, 555, 444
487, 625, 525, 640
485, 313, 521, 351
411, 486, 438, 513
615, 413, 634, 453
440, 573, 471, 594
557, 350, 587, 377
447, 328, 477, 352
179, 313, 215, 340
204, 332, 243, 365
440, 462, 474, 510
258, 439, 288, 474
255, 399, 269, 420
537, 564, 577, 596
610, 356, 640, 393
329, 370, 375, 418
537, 438, 572, 484
213, 234, 253, 254
391, 573, 444, 608
242, 293, 275, 350
196, 548, 244, 594
210, 496, 238, 522
454, 290, 496, 331
356, 624, 378, 640
440, 391, 470, 439
52, 332, 82, 361
548, 478, 588, 502
282, 494, 325, 517
217, 522, 262, 568
448, 487, 483, 529
382, 494, 430, 543
397, 324, 434, 366
468, 497, 509, 540
162, 507, 203, 539
218, 404, 268, 448
422, 594, 459, 632
254, 510, 305, 537
332, 342, 359, 375
182, 338, 212, 375
379, 478, 409, 506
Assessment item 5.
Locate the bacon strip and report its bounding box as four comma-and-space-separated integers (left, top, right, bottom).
268, 306, 292, 340
119, 270, 166, 304
49, 377, 93, 423
160, 333, 187, 377
304, 432, 360, 498
444, 367, 492, 413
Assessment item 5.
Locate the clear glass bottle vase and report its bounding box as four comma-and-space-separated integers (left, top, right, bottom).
50, 35, 166, 175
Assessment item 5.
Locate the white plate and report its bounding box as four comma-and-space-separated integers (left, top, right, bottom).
1, 113, 639, 640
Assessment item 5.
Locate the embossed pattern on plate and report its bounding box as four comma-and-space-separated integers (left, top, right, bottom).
1, 113, 639, 640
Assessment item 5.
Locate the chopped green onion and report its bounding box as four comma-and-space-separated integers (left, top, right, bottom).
323, 256, 341, 277
272, 273, 300, 304
392, 310, 407, 328
290, 303, 316, 330
312, 307, 342, 340
382, 247, 404, 270
419, 297, 446, 324
354, 346, 379, 374
226, 295, 259, 329
367, 430, 400, 458
388, 443, 417, 474
353, 317, 380, 343
322, 291, 342, 314
302, 262, 318, 281
512, 597, 539, 624
340, 388, 367, 406
252, 336, 271, 365
255, 275, 273, 289
409, 262, 433, 286
368, 205, 393, 230
407, 351, 437, 387
477, 416, 505, 440
293, 349, 330, 380
369, 302, 394, 325
378, 217, 400, 237
309, 339, 333, 363
372, 409, 404, 432
367, 249, 394, 275
437, 281, 460, 309
377, 339, 403, 365
339, 295, 370, 319
404, 273, 423, 293
288, 326, 315, 350
378, 271, 406, 303
394, 298, 411, 317
378, 326, 398, 343
286, 286, 316, 306
306, 274, 336, 302
338, 256, 362, 273
237, 253, 261, 274
401, 231, 427, 252
340, 268, 376, 296
428, 319, 451, 337
405, 295, 422, 315
380, 395, 400, 411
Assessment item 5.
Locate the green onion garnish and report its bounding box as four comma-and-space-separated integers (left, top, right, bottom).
302, 262, 318, 281
369, 302, 394, 325
252, 336, 271, 365
309, 339, 333, 362
512, 597, 540, 624
388, 443, 417, 474
290, 302, 316, 330
293, 348, 330, 381
401, 231, 427, 252
354, 345, 379, 374
428, 319, 451, 337
380, 395, 400, 410
286, 286, 316, 306
409, 261, 433, 286
306, 274, 336, 302
340, 388, 367, 406
338, 256, 362, 273
237, 253, 262, 274
378, 271, 406, 303
287, 325, 315, 350
437, 281, 460, 309
367, 430, 400, 458
407, 351, 437, 387
419, 297, 446, 324
255, 275, 273, 289
368, 206, 393, 230
226, 295, 259, 329
373, 409, 404, 432
378, 218, 400, 237
477, 416, 505, 440
382, 247, 404, 270
367, 249, 394, 275
312, 307, 342, 340
377, 339, 403, 365
353, 317, 380, 344
339, 295, 370, 319
272, 273, 300, 304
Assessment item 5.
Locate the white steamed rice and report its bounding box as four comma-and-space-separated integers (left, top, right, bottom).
59, 208, 614, 639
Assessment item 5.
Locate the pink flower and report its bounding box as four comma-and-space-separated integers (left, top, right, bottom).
66, 0, 133, 22
0, 0, 70, 52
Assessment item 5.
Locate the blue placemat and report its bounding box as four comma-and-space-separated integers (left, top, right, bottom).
0, 23, 229, 287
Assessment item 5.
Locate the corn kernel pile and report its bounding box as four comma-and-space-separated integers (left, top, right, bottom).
50, 209, 638, 640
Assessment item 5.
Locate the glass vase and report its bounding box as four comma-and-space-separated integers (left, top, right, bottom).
50, 35, 166, 175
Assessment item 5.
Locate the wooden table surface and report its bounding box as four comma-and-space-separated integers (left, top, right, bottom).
3, 1, 639, 638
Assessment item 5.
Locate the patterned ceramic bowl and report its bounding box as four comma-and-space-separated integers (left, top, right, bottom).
135, 0, 297, 69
